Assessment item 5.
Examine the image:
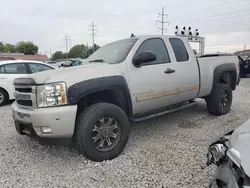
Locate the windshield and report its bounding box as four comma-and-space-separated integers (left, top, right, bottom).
86, 38, 138, 64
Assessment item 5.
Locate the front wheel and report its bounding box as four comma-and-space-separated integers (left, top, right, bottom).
0, 88, 8, 106
75, 103, 131, 162
206, 84, 232, 116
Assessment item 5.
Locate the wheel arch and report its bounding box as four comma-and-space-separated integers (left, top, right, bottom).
67, 76, 133, 117
213, 63, 237, 91
0, 87, 9, 99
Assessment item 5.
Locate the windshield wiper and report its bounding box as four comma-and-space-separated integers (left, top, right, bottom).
89, 59, 104, 62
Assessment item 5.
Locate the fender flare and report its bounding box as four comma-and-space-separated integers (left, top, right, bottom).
67, 76, 133, 116
213, 63, 237, 90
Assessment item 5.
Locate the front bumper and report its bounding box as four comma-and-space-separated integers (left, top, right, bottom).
11, 102, 77, 141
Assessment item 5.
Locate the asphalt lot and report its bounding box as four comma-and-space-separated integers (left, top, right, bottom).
1, 78, 250, 188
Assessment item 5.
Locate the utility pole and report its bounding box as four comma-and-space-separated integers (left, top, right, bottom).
64, 34, 71, 59
156, 7, 169, 35
44, 49, 48, 56
89, 21, 98, 53
85, 42, 89, 57
50, 48, 52, 59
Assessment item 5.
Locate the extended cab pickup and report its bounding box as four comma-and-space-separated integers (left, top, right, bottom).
11, 35, 240, 161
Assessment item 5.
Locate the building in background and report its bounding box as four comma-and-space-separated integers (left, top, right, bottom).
235, 49, 250, 57
0, 53, 49, 61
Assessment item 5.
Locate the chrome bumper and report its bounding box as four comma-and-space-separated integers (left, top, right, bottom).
11, 102, 77, 138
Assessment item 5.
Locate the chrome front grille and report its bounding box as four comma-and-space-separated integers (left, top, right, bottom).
14, 85, 36, 110
16, 100, 33, 106
15, 87, 32, 93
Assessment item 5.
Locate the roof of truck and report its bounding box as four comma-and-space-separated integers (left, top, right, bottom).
130, 35, 183, 39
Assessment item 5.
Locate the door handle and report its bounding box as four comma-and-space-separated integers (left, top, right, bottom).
0, 76, 7, 79
164, 68, 175, 74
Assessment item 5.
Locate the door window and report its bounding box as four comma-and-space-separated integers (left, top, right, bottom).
169, 38, 189, 62
29, 63, 54, 73
4, 63, 27, 74
134, 38, 171, 65
0, 66, 5, 73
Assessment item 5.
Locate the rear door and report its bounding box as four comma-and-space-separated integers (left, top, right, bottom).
0, 63, 28, 99
166, 37, 200, 102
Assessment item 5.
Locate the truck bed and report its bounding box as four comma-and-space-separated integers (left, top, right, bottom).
197, 55, 239, 97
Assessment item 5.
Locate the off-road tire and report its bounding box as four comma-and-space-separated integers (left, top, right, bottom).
0, 88, 8, 106
75, 103, 130, 162
206, 83, 232, 116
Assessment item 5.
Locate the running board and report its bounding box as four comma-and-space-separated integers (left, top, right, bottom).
131, 101, 197, 123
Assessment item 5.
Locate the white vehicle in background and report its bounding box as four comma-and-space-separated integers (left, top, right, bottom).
45, 61, 62, 68
0, 60, 56, 106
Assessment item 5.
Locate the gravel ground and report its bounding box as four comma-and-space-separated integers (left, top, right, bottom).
1, 78, 250, 188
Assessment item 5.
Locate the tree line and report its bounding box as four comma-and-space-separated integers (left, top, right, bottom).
0, 40, 101, 60
51, 44, 100, 60
0, 41, 39, 55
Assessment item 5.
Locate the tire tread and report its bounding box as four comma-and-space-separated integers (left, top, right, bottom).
75, 103, 130, 161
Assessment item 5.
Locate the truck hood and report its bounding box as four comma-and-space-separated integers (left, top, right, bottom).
230, 118, 250, 176
26, 63, 122, 86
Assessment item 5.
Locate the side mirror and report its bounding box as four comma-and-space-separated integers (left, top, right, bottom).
133, 50, 156, 67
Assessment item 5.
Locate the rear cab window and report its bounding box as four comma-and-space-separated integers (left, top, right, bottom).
169, 38, 189, 62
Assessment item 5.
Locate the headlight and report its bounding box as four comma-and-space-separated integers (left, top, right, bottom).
36, 82, 67, 108
206, 143, 227, 166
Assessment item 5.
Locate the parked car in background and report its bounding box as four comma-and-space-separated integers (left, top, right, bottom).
46, 61, 61, 68
12, 35, 240, 161
238, 55, 250, 77
0, 60, 55, 106
206, 118, 250, 187
60, 60, 83, 67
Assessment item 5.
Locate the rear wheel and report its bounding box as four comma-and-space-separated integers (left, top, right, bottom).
0, 88, 8, 106
206, 83, 232, 116
75, 103, 130, 161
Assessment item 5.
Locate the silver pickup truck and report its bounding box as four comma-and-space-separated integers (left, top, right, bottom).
12, 35, 240, 161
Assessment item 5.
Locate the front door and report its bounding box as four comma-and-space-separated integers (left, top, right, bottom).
127, 37, 180, 115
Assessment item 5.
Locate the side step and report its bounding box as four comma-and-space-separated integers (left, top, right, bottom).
131, 100, 197, 123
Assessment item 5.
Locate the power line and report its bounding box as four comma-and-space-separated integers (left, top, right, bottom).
177, 10, 250, 25
64, 34, 71, 59
104, 9, 250, 32
193, 21, 250, 33
89, 21, 98, 53
173, 0, 249, 18
156, 7, 169, 35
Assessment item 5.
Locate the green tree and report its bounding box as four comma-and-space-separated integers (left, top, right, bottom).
51, 51, 67, 60
0, 42, 4, 52
16, 41, 38, 55
86, 44, 100, 57
4, 43, 16, 53
68, 44, 88, 58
